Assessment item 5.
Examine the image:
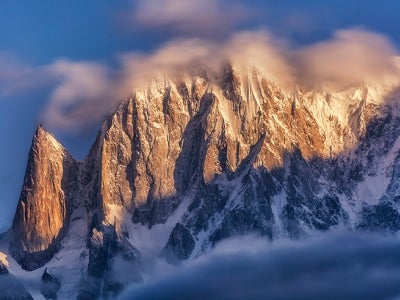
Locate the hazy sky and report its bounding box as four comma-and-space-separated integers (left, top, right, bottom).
1, 0, 400, 233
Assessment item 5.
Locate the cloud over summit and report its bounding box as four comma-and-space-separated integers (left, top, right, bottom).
42, 28, 400, 130
1, 0, 399, 133
295, 29, 399, 89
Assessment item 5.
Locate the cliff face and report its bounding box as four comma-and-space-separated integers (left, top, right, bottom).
82, 66, 349, 230
5, 64, 400, 298
10, 125, 79, 270
79, 65, 400, 279
81, 77, 206, 228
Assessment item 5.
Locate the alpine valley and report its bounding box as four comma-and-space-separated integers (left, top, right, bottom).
1, 63, 400, 299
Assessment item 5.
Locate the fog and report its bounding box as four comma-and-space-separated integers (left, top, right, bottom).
119, 232, 400, 300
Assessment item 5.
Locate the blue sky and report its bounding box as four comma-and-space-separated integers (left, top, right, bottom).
1, 0, 400, 233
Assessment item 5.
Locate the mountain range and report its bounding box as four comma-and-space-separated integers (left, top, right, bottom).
1, 63, 400, 299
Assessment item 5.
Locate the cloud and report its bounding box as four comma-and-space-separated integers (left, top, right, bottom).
223, 31, 294, 86
40, 30, 293, 131
119, 232, 400, 300
295, 29, 399, 89
45, 29, 397, 131
43, 60, 116, 131
118, 38, 214, 87
1, 29, 399, 132
0, 272, 36, 299
0, 53, 46, 96
41, 39, 216, 131
130, 0, 252, 36
119, 30, 293, 87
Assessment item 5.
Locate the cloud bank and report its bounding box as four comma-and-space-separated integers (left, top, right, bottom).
2, 0, 399, 123
1, 28, 399, 132
43, 29, 400, 130
119, 232, 400, 300
40, 31, 294, 131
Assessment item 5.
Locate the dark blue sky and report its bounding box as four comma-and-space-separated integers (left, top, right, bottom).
1, 0, 400, 233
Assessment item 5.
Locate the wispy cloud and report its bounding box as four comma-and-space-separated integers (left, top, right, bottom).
129, 0, 252, 36
119, 232, 400, 300
41, 31, 294, 131
295, 29, 399, 89
43, 60, 115, 130
0, 53, 45, 96
1, 28, 398, 132
118, 30, 294, 87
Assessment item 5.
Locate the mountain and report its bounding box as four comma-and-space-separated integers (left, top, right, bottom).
10, 125, 79, 271
1, 64, 400, 298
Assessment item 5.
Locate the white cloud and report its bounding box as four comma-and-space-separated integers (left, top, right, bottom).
43, 60, 115, 130
118, 30, 294, 91
223, 31, 294, 86
39, 30, 294, 131
1, 29, 399, 132
295, 29, 399, 89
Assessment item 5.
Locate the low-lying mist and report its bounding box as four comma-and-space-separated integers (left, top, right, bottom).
119, 231, 400, 300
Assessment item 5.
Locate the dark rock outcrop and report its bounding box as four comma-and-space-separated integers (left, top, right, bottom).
78, 224, 142, 299
162, 223, 195, 263
41, 268, 61, 300
0, 262, 34, 300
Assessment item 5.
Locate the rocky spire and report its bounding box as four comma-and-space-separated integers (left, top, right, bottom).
10, 125, 79, 270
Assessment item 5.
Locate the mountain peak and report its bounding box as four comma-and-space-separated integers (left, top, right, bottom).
33, 124, 65, 152
10, 124, 79, 270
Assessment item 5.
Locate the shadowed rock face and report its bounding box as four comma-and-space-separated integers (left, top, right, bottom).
77, 224, 142, 299
162, 223, 195, 263
0, 261, 34, 299
10, 125, 79, 270
41, 268, 61, 300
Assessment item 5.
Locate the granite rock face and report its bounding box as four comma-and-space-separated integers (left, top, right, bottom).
10, 125, 79, 270
6, 64, 400, 298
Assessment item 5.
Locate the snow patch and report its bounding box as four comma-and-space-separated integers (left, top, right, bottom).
356, 135, 400, 206
213, 89, 240, 137
271, 192, 287, 236
125, 195, 192, 262
0, 207, 89, 299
